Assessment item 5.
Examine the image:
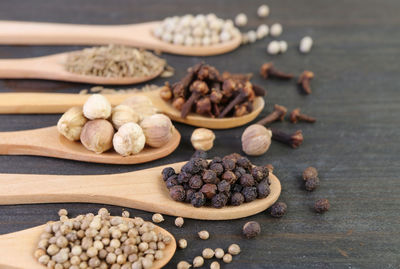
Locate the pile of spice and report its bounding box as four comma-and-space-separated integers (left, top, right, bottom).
57, 93, 175, 156
160, 62, 266, 118
161, 151, 271, 208
34, 208, 173, 269
153, 14, 240, 46
65, 45, 166, 78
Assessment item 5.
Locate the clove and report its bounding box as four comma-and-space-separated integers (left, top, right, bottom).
252, 84, 267, 97
298, 70, 314, 94
222, 71, 253, 81
290, 108, 316, 123
181, 80, 209, 118
260, 62, 294, 80
197, 65, 221, 81
257, 104, 287, 126
218, 82, 255, 118
270, 128, 303, 148
196, 97, 212, 117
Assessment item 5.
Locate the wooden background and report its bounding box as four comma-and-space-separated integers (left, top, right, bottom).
0, 0, 399, 268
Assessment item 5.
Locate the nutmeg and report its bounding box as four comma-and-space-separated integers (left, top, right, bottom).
111, 104, 140, 130
83, 94, 112, 120
140, 114, 174, 148
122, 95, 158, 121
241, 124, 272, 156
80, 119, 114, 154
57, 107, 87, 141
113, 122, 146, 156
191, 128, 215, 151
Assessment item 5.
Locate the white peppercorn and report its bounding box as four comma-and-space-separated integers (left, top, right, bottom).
58, 209, 68, 217
267, 41, 281, 55
257, 4, 270, 18
202, 248, 215, 259
235, 13, 248, 27
178, 239, 187, 249
228, 244, 241, 255
270, 23, 283, 37
175, 217, 184, 227
193, 256, 204, 267
214, 248, 224, 259
300, 36, 313, 53
121, 211, 130, 218
152, 213, 164, 223
256, 24, 269, 39
210, 261, 220, 269
198, 230, 209, 240
223, 253, 232, 263
279, 40, 288, 53
247, 30, 257, 43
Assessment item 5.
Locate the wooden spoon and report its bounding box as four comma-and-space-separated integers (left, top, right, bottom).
0, 220, 176, 269
0, 51, 164, 85
0, 89, 265, 129
0, 21, 241, 56
0, 162, 281, 220
0, 126, 181, 164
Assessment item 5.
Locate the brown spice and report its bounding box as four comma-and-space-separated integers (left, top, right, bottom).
270, 128, 303, 148
298, 70, 314, 94
260, 62, 294, 80
290, 108, 316, 123
314, 198, 330, 213
257, 104, 287, 126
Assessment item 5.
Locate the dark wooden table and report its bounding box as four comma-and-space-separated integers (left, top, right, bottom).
0, 0, 399, 268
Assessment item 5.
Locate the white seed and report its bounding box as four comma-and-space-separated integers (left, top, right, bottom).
175, 217, 184, 227
235, 13, 248, 27
192, 26, 204, 37
220, 31, 232, 42
223, 253, 233, 263
152, 213, 164, 223
256, 24, 269, 39
247, 30, 257, 43
178, 239, 187, 249
210, 34, 220, 45
121, 210, 130, 218
162, 32, 173, 43
279, 40, 288, 53
267, 41, 281, 55
153, 26, 163, 38
193, 256, 204, 267
202, 248, 214, 259
210, 261, 220, 269
214, 248, 224, 259
177, 261, 192, 269
300, 36, 313, 53
270, 23, 283, 37
257, 4, 270, 18
228, 244, 241, 255
38, 255, 50, 265
202, 36, 211, 46
184, 36, 194, 46
241, 34, 249, 45
58, 209, 68, 217
173, 34, 185, 45
198, 230, 209, 240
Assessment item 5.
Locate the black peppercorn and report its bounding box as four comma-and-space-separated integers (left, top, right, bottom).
230, 192, 245, 206
209, 156, 222, 165
240, 174, 255, 187
185, 189, 196, 203
237, 157, 252, 170
191, 192, 206, 207
303, 167, 318, 181
305, 177, 319, 191
209, 162, 224, 176
211, 193, 228, 208
202, 170, 219, 184
314, 198, 330, 213
224, 153, 241, 160
200, 183, 217, 199
165, 176, 178, 189
242, 221, 261, 238
162, 167, 175, 181
217, 180, 231, 193
232, 184, 243, 193
234, 167, 247, 178
242, 187, 257, 202
189, 175, 203, 189
270, 202, 287, 218
182, 158, 208, 174
177, 171, 192, 184
192, 150, 208, 160
222, 171, 237, 184
169, 185, 186, 202
222, 158, 236, 171
251, 166, 268, 182
256, 179, 270, 198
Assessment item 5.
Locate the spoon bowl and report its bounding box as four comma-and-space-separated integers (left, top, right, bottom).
0, 89, 265, 129
0, 219, 176, 269
0, 162, 281, 220
0, 21, 242, 56
0, 52, 164, 85
0, 126, 181, 164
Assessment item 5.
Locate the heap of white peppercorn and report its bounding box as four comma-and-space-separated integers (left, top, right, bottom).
34, 208, 173, 269
153, 14, 240, 46
57, 93, 175, 156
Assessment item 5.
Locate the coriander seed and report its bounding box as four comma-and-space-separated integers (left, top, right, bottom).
121, 210, 130, 218
214, 248, 224, 259
223, 253, 233, 263
228, 244, 241, 255
178, 238, 188, 249
58, 209, 68, 217
177, 261, 192, 269
175, 217, 184, 227
202, 248, 215, 259
152, 213, 164, 223
198, 230, 209, 240
210, 261, 220, 269
193, 256, 204, 267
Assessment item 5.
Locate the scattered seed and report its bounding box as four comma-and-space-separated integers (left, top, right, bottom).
223, 253, 233, 263
314, 198, 330, 213
202, 248, 215, 259
193, 256, 204, 267
300, 36, 313, 53
235, 13, 248, 27
152, 213, 164, 223
121, 210, 130, 218
270, 202, 287, 218
177, 260, 192, 269
210, 261, 220, 269
267, 41, 280, 55
214, 248, 225, 259
242, 221, 261, 238
58, 209, 68, 217
228, 244, 241, 255
178, 239, 188, 249
270, 23, 283, 37
198, 230, 210, 240
257, 5, 270, 18
256, 24, 269, 39
247, 30, 257, 43
279, 41, 288, 53
175, 217, 184, 227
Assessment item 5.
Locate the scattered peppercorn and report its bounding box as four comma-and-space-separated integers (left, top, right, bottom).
223, 253, 233, 263
58, 209, 68, 217
214, 248, 225, 259
305, 177, 320, 191
243, 221, 261, 238
270, 202, 287, 218
314, 198, 330, 213
303, 167, 318, 181
198, 230, 210, 240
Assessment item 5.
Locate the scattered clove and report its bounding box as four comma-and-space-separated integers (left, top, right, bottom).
290, 108, 316, 123
260, 62, 294, 80
257, 104, 287, 126
270, 128, 303, 148
298, 70, 314, 94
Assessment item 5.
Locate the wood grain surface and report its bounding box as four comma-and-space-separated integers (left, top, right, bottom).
0, 0, 399, 268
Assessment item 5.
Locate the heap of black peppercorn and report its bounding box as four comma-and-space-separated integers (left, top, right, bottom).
161, 151, 271, 208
